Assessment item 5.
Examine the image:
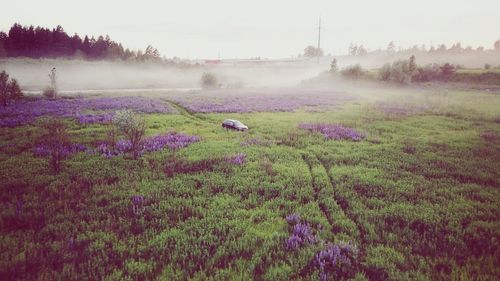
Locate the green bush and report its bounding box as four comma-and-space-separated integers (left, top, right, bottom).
200, 72, 218, 89
340, 64, 365, 79
378, 56, 416, 84
42, 86, 57, 99
0, 70, 23, 106
113, 110, 146, 159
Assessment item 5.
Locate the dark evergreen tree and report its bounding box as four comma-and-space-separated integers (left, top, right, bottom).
0, 23, 145, 61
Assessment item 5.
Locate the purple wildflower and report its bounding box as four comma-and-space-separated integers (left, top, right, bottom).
286, 234, 303, 250
142, 132, 200, 152
168, 88, 356, 113
32, 143, 87, 157
286, 213, 301, 225
0, 96, 174, 127
293, 223, 316, 244
285, 221, 316, 251
299, 123, 365, 141
96, 143, 116, 158
116, 139, 133, 153
314, 241, 359, 280
93, 132, 200, 158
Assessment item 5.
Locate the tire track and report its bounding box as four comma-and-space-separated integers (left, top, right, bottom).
301, 153, 335, 229
162, 99, 206, 122
315, 155, 367, 244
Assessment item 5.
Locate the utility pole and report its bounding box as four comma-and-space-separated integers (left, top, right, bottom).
317, 17, 321, 63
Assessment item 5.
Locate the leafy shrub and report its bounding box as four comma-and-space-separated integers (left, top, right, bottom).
113, 110, 146, 159
379, 63, 392, 82
37, 118, 71, 173
440, 63, 456, 80
340, 64, 365, 79
200, 72, 218, 89
412, 64, 441, 82
42, 86, 57, 99
0, 70, 23, 106
378, 56, 416, 84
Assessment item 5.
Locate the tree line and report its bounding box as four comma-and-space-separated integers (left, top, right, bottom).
348, 40, 500, 56
0, 23, 161, 61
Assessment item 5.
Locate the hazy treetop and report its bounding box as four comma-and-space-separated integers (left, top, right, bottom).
1, 0, 499, 59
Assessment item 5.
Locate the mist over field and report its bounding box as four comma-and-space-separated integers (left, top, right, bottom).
0, 59, 330, 91
2, 49, 500, 93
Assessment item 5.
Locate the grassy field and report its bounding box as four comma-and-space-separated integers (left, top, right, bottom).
0, 87, 499, 280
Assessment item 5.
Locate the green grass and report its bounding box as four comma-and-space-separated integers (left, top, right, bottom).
456, 68, 500, 74
0, 88, 499, 281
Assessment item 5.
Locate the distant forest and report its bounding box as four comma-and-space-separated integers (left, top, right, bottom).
347, 40, 500, 56
0, 23, 161, 61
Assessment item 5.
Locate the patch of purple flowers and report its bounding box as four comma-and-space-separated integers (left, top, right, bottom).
286, 213, 301, 225
0, 96, 174, 127
299, 123, 365, 141
285, 213, 316, 251
315, 241, 359, 281
143, 133, 201, 152
94, 132, 200, 158
225, 153, 246, 165
33, 143, 87, 157
169, 88, 355, 113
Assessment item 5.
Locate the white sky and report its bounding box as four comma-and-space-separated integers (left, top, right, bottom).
2, 0, 499, 59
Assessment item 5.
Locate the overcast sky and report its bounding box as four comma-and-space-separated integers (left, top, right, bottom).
2, 0, 499, 59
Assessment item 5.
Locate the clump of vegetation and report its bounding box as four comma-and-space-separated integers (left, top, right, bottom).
304, 45, 324, 57
43, 67, 58, 99
200, 72, 218, 89
112, 110, 146, 159
340, 64, 365, 79
36, 118, 71, 173
0, 70, 23, 106
377, 56, 466, 84
299, 123, 365, 141
379, 55, 417, 84
42, 87, 56, 99
411, 64, 441, 82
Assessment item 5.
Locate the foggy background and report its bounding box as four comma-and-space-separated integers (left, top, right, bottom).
2, 0, 499, 59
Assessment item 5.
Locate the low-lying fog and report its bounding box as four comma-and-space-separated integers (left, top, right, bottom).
0, 59, 328, 92
2, 50, 498, 93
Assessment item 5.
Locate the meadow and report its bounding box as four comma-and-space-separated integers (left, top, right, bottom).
0, 85, 499, 281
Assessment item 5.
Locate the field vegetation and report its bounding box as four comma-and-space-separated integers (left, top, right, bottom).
0, 81, 499, 280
